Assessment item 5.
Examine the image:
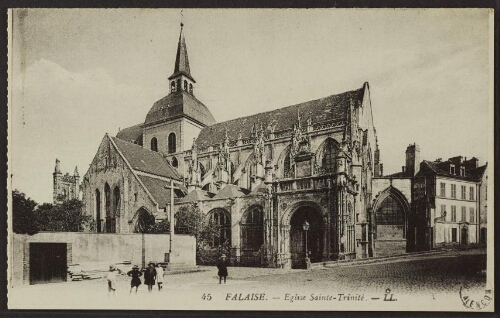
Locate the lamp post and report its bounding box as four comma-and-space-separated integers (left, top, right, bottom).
302, 220, 311, 269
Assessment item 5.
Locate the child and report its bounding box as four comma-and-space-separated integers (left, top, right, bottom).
127, 265, 142, 294
156, 263, 164, 291
106, 265, 117, 297
217, 254, 228, 284
144, 261, 157, 292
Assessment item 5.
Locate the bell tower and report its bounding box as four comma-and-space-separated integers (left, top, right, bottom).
168, 23, 196, 95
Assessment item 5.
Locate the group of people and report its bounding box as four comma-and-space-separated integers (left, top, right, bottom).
106, 261, 165, 296
106, 254, 229, 295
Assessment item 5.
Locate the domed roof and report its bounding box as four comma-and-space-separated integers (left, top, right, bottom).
144, 91, 216, 127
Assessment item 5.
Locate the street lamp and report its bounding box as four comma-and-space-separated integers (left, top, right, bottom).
302, 221, 311, 269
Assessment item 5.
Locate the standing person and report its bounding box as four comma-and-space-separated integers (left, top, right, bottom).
155, 263, 164, 291
217, 254, 228, 284
144, 261, 157, 292
106, 265, 117, 297
127, 265, 142, 294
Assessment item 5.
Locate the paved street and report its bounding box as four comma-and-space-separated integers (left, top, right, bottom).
8, 249, 490, 311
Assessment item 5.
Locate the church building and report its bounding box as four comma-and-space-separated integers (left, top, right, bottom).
81, 23, 416, 269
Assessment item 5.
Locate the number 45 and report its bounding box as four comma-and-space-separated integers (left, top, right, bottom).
202, 293, 212, 301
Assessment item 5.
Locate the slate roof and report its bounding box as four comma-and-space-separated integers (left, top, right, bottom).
179, 189, 215, 203
144, 91, 216, 127
195, 86, 365, 149
168, 25, 195, 83
116, 123, 143, 145
420, 160, 486, 182
137, 175, 185, 208
382, 171, 409, 178
111, 136, 181, 180
212, 184, 251, 200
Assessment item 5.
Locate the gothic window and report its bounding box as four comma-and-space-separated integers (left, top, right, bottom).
283, 154, 291, 178
208, 208, 231, 247
134, 207, 155, 233
321, 139, 338, 173
184, 80, 188, 91
113, 186, 120, 219
168, 133, 176, 154
171, 156, 178, 168
151, 137, 158, 152
104, 183, 115, 233
241, 206, 264, 251
189, 83, 193, 94
95, 189, 101, 233
375, 194, 405, 239
171, 81, 176, 92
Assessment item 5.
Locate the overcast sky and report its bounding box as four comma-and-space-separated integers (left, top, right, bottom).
9, 9, 493, 204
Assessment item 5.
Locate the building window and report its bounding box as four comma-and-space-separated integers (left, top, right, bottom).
184, 80, 188, 91
321, 139, 339, 173
469, 187, 474, 200
168, 133, 176, 154
95, 189, 101, 233
376, 196, 404, 225
189, 83, 193, 94
469, 208, 475, 223
440, 183, 446, 197
440, 204, 446, 219
241, 206, 264, 251
283, 154, 291, 178
105, 183, 115, 233
450, 164, 455, 174
451, 205, 456, 222
209, 209, 231, 247
150, 137, 158, 152
461, 185, 466, 200
171, 81, 176, 92
134, 193, 138, 202
171, 156, 178, 168
460, 166, 465, 176
451, 228, 457, 242
461, 206, 466, 221
451, 184, 456, 199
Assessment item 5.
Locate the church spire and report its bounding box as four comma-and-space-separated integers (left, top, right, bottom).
168, 22, 195, 84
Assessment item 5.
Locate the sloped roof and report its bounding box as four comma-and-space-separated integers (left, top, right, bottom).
144, 91, 216, 127
195, 87, 364, 149
111, 136, 181, 180
382, 171, 408, 178
212, 184, 251, 199
116, 123, 143, 145
137, 175, 185, 208
420, 160, 486, 182
250, 181, 268, 195
179, 189, 215, 203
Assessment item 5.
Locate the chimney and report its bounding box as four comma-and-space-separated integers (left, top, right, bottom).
405, 143, 420, 176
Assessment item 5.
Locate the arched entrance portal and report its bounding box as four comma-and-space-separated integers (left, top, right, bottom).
289, 206, 324, 269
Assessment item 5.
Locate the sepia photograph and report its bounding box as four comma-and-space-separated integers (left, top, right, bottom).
6, 8, 494, 311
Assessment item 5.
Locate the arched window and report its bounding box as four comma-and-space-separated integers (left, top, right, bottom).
168, 133, 176, 154
321, 139, 339, 173
171, 81, 176, 92
184, 80, 188, 91
199, 163, 206, 178
113, 186, 120, 219
150, 137, 158, 152
208, 208, 231, 247
171, 156, 178, 168
241, 206, 264, 250
104, 183, 115, 233
95, 189, 101, 233
283, 154, 291, 178
375, 195, 405, 239
189, 83, 193, 94
134, 207, 155, 233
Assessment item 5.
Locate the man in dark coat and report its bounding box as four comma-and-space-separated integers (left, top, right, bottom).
144, 261, 157, 292
217, 254, 228, 284
127, 265, 142, 294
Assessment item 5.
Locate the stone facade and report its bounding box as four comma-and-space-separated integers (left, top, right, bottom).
53, 159, 79, 203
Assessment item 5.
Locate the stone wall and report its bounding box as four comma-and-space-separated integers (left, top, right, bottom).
374, 239, 406, 257
10, 232, 196, 287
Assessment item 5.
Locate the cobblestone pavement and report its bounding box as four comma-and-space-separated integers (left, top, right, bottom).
8, 249, 489, 311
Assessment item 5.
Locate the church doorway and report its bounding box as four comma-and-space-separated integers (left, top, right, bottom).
289, 206, 324, 269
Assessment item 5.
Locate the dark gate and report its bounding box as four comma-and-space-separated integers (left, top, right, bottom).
461, 227, 468, 245
29, 243, 67, 285
289, 206, 324, 269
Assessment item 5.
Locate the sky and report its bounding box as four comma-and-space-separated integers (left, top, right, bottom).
9, 9, 493, 204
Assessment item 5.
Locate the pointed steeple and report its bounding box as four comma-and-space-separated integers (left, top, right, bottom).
169, 23, 195, 83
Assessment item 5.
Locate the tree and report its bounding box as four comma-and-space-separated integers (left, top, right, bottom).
12, 190, 38, 235
175, 203, 220, 250
35, 198, 94, 232
145, 219, 170, 234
